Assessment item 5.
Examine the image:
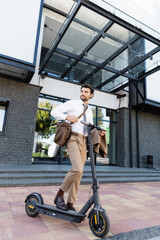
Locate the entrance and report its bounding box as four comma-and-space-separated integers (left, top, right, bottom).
32, 94, 117, 165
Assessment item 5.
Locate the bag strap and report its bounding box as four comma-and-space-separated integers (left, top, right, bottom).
52, 106, 88, 126
70, 106, 88, 125
78, 106, 88, 119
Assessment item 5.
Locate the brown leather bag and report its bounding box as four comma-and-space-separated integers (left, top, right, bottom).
54, 107, 88, 147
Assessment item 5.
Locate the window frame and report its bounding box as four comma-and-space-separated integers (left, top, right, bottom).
0, 100, 9, 135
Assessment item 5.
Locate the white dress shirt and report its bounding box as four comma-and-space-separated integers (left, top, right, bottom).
51, 99, 93, 136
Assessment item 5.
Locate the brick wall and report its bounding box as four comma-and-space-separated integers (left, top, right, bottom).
139, 111, 160, 168
0, 77, 40, 165
117, 108, 130, 167
117, 108, 160, 168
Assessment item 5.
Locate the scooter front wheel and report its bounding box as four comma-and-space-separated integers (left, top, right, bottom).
25, 195, 39, 217
89, 211, 110, 238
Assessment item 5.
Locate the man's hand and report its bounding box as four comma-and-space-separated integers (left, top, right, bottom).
66, 115, 78, 123
99, 130, 106, 136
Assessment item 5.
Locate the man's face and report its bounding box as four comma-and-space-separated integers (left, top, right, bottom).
80, 87, 93, 102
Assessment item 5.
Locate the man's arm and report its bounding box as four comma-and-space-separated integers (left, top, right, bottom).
66, 115, 78, 123
51, 100, 78, 123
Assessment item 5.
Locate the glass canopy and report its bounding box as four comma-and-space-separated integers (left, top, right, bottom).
40, 0, 160, 93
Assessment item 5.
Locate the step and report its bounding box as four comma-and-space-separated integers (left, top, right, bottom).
1, 176, 160, 187
0, 172, 160, 179
0, 165, 160, 187
0, 168, 159, 173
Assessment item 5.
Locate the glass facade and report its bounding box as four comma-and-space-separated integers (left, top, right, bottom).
40, 0, 160, 93
33, 95, 117, 165
32, 96, 66, 161
91, 106, 117, 165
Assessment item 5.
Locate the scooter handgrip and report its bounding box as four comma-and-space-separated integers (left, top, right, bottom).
80, 120, 90, 126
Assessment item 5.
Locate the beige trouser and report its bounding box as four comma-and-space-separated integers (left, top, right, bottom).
60, 134, 87, 204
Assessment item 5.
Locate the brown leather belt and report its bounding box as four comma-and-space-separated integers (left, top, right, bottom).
71, 132, 88, 139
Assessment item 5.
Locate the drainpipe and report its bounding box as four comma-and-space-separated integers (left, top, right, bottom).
136, 109, 140, 168
129, 84, 133, 168
135, 82, 140, 168
94, 106, 98, 165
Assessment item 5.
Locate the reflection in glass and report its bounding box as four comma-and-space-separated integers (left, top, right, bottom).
102, 76, 128, 92
33, 98, 70, 162
68, 62, 96, 82
86, 22, 136, 64
97, 107, 110, 121
75, 6, 108, 30
45, 0, 76, 15
43, 15, 66, 49
108, 49, 129, 71
0, 106, 6, 132
44, 53, 75, 77
107, 23, 136, 43
86, 69, 115, 87
145, 51, 160, 73
97, 120, 110, 144
58, 6, 108, 55
87, 35, 118, 63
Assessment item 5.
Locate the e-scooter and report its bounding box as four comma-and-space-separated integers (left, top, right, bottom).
25, 121, 110, 238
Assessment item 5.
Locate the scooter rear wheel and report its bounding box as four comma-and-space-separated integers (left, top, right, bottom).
25, 195, 39, 217
89, 211, 110, 238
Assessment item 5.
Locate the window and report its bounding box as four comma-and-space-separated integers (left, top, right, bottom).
32, 96, 66, 161
91, 105, 117, 165
0, 101, 9, 134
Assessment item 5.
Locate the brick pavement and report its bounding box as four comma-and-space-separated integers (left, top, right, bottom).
0, 182, 160, 240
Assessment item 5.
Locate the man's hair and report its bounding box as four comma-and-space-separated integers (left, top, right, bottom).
81, 84, 94, 94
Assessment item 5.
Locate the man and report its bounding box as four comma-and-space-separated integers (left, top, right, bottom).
51, 84, 104, 211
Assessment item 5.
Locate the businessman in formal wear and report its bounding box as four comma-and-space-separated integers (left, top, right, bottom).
51, 84, 104, 211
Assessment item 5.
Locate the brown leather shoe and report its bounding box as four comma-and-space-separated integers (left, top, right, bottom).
54, 196, 69, 211
67, 202, 76, 211
69, 206, 76, 211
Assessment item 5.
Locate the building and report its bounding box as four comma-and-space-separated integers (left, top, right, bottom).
0, 0, 160, 168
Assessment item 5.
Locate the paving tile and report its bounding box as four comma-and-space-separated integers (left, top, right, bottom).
13, 212, 42, 224
0, 212, 14, 226
1, 182, 160, 239
142, 217, 160, 227
50, 226, 89, 240
110, 217, 151, 234
1, 221, 49, 240
41, 214, 67, 226
21, 232, 57, 240
10, 204, 25, 215
75, 224, 100, 240
0, 203, 10, 212
0, 191, 6, 198
0, 197, 13, 203
110, 219, 135, 234
47, 221, 90, 240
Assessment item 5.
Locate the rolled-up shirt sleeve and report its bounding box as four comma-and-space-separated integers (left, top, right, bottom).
50, 100, 72, 120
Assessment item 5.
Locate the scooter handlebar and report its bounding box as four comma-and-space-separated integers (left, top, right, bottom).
80, 120, 90, 126
81, 120, 106, 132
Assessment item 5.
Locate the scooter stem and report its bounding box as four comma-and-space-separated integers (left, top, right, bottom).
88, 126, 98, 188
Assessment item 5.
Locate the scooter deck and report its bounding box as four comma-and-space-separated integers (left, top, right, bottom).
35, 203, 86, 223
